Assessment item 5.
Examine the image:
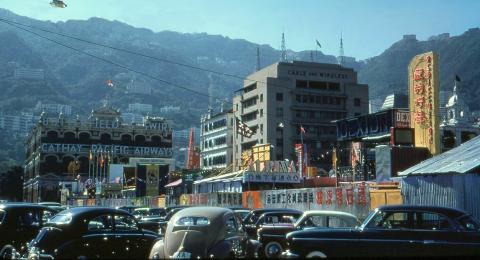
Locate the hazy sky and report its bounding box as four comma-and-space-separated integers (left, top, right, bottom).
0, 0, 479, 60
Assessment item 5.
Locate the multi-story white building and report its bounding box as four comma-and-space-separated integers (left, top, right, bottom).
0, 112, 37, 136
121, 112, 145, 125
232, 61, 369, 171
200, 108, 234, 170
14, 68, 45, 80
128, 103, 153, 114
35, 102, 72, 116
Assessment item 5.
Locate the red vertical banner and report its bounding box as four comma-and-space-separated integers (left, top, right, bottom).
316, 191, 323, 205
336, 188, 343, 206
326, 189, 333, 205
346, 188, 354, 205
357, 183, 367, 206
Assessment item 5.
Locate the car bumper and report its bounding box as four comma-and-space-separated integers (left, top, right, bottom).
281, 250, 300, 259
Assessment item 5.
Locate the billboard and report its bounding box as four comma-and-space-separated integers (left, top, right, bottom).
408, 51, 440, 155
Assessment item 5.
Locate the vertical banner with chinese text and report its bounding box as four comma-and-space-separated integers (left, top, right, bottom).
408, 51, 440, 155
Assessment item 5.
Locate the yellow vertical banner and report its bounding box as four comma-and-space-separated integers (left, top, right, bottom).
408, 51, 440, 155
146, 164, 159, 196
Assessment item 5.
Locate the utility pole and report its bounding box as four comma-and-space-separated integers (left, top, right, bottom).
256, 46, 261, 71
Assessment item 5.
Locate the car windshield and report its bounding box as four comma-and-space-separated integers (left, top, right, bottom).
134, 209, 149, 216
48, 213, 72, 224
456, 215, 480, 231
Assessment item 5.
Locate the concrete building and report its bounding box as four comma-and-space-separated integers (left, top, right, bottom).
0, 112, 37, 137
128, 103, 152, 114
200, 108, 234, 170
232, 61, 368, 171
34, 102, 72, 116
440, 79, 480, 151
23, 105, 174, 202
14, 68, 45, 80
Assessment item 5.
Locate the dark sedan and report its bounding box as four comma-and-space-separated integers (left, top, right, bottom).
149, 206, 260, 259
27, 207, 161, 259
243, 208, 303, 239
0, 203, 56, 258
282, 205, 480, 258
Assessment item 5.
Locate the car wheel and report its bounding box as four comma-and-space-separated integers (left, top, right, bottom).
263, 241, 283, 258
306, 251, 327, 258
0, 245, 16, 259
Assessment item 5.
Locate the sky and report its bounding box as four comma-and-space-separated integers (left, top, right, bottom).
0, 0, 479, 60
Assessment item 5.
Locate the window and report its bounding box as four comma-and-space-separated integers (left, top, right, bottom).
354, 98, 361, 107
88, 214, 113, 231
260, 94, 263, 102
310, 81, 327, 90
175, 216, 210, 227
328, 82, 340, 91
296, 80, 308, 88
42, 210, 55, 223
260, 109, 263, 117
415, 212, 451, 230
18, 210, 42, 227
114, 214, 138, 231
49, 213, 72, 224
226, 216, 238, 235
276, 93, 283, 101
367, 211, 410, 229
276, 108, 283, 117
244, 83, 257, 93
456, 215, 480, 231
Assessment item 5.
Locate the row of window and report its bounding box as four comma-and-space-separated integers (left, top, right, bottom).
296, 80, 341, 91
295, 125, 337, 136
242, 111, 257, 122
242, 97, 257, 109
203, 118, 228, 133
295, 110, 347, 121
203, 136, 227, 149
296, 94, 344, 106
203, 154, 227, 166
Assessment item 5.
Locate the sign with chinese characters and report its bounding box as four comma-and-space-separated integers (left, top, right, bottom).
408, 51, 440, 155
243, 171, 301, 183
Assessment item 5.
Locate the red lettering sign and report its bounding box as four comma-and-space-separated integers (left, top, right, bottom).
346, 188, 354, 205
415, 96, 425, 108
316, 191, 323, 205
414, 111, 426, 124
357, 183, 367, 206
414, 82, 424, 95
336, 188, 343, 206
326, 190, 333, 205
414, 68, 424, 81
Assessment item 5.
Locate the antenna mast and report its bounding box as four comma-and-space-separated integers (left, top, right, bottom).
281, 32, 287, 62
256, 46, 261, 71
339, 32, 344, 66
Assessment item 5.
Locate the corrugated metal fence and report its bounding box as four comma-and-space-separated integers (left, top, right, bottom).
401, 174, 480, 221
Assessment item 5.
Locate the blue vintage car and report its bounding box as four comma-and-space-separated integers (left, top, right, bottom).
282, 205, 480, 258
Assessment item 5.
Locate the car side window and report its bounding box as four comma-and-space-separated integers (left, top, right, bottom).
415, 212, 451, 231
226, 216, 238, 236
88, 214, 113, 232
304, 216, 326, 227
18, 210, 42, 227
114, 214, 139, 231
456, 215, 480, 231
367, 211, 410, 230
42, 210, 54, 224
327, 216, 350, 228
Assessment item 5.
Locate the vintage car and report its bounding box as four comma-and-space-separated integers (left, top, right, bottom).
231, 207, 251, 222
132, 207, 166, 220
116, 206, 139, 214
243, 208, 303, 239
149, 206, 260, 259
282, 205, 480, 258
27, 207, 160, 259
0, 203, 56, 258
258, 210, 359, 258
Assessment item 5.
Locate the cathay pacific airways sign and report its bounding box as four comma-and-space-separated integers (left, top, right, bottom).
40, 143, 173, 157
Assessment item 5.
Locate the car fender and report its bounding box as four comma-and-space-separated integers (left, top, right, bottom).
208, 240, 233, 259
149, 239, 165, 259
247, 239, 261, 258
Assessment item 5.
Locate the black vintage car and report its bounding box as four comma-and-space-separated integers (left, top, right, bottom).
149, 206, 260, 259
243, 208, 303, 239
258, 210, 359, 258
282, 205, 480, 258
0, 203, 56, 258
27, 207, 161, 259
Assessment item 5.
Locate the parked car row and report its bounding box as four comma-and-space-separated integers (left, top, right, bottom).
1, 201, 479, 258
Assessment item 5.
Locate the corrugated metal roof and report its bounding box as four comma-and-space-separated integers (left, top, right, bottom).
399, 135, 480, 176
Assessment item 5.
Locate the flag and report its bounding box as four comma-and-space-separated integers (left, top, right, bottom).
236, 116, 255, 137
106, 79, 114, 87
315, 39, 322, 48
300, 125, 306, 134
455, 74, 461, 82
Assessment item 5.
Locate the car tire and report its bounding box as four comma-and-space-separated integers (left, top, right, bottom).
0, 245, 15, 259
306, 251, 327, 258
263, 241, 283, 258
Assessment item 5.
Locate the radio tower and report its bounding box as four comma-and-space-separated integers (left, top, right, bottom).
338, 32, 344, 66
280, 32, 287, 62
256, 46, 261, 71
186, 128, 200, 169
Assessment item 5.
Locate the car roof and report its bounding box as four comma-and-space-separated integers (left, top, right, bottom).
303, 210, 358, 219
252, 208, 302, 214
0, 203, 52, 210
377, 205, 468, 218
61, 206, 129, 216
173, 206, 232, 219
